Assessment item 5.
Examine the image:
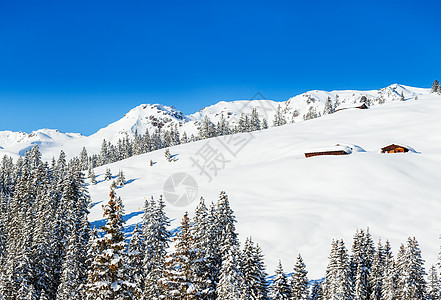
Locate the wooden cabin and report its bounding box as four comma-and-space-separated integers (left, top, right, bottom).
336, 103, 369, 112
305, 145, 352, 158
381, 144, 410, 153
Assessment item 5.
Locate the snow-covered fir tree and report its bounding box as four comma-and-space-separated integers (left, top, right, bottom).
381, 240, 396, 300
164, 148, 172, 162
88, 168, 96, 185
273, 105, 287, 127
351, 228, 375, 300
323, 96, 335, 115
128, 224, 145, 291
395, 237, 426, 299
290, 254, 309, 300
163, 212, 198, 299
191, 197, 216, 299
310, 281, 324, 300
369, 240, 386, 300
250, 108, 261, 131
431, 80, 440, 93
428, 265, 440, 300
241, 237, 269, 300
303, 106, 320, 121
270, 260, 291, 300
142, 196, 171, 299
323, 239, 353, 300
56, 230, 84, 300
85, 188, 138, 299
104, 168, 112, 181
216, 240, 247, 299
116, 169, 126, 187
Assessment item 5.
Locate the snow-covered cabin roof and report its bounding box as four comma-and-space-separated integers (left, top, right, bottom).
305, 144, 365, 155
380, 143, 417, 153
336, 103, 369, 111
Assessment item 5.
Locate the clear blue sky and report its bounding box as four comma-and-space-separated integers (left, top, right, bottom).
0, 0, 440, 135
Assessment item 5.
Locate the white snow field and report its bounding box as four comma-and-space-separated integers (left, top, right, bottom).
86, 92, 441, 279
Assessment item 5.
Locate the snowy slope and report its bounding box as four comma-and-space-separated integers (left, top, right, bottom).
0, 84, 430, 161
86, 93, 441, 279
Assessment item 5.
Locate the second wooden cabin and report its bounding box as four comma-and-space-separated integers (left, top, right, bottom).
381, 144, 410, 153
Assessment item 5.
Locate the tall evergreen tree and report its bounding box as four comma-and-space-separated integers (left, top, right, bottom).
273, 105, 287, 127
128, 224, 145, 291
324, 239, 353, 300
351, 228, 375, 300
142, 196, 171, 299
104, 168, 112, 181
290, 254, 309, 300
191, 198, 216, 299
323, 97, 335, 115
270, 260, 291, 300
56, 230, 84, 300
163, 212, 198, 299
241, 237, 269, 300
395, 237, 426, 299
85, 189, 138, 299
428, 265, 440, 300
431, 80, 440, 93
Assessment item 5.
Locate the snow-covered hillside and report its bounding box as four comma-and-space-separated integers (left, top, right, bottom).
0, 84, 430, 161
85, 92, 441, 279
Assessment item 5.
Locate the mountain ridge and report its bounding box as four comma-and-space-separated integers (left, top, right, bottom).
0, 84, 431, 160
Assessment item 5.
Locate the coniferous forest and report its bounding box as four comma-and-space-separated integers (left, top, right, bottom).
0, 145, 439, 299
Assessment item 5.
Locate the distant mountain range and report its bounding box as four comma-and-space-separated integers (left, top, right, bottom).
0, 84, 430, 160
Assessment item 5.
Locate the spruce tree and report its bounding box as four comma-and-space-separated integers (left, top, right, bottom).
163, 212, 198, 299
88, 168, 96, 185
85, 189, 138, 299
216, 241, 247, 299
428, 265, 440, 300
104, 168, 112, 181
351, 228, 375, 300
273, 105, 287, 127
431, 80, 440, 93
323, 96, 335, 115
164, 148, 172, 162
116, 170, 126, 187
191, 197, 216, 299
290, 254, 309, 300
56, 230, 84, 300
324, 239, 353, 300
241, 237, 269, 300
270, 260, 291, 299
128, 224, 145, 291
142, 196, 171, 299
311, 281, 324, 300
381, 240, 396, 300
369, 240, 385, 300
250, 108, 261, 131
395, 237, 426, 299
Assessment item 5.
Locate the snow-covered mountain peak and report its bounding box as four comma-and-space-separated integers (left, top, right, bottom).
124, 103, 188, 122
90, 103, 190, 144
